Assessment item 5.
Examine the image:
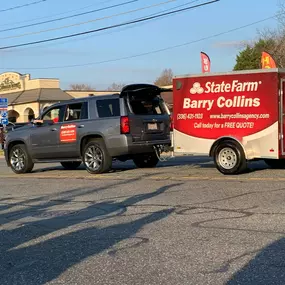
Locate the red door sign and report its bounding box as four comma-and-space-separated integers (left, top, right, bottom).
60, 124, 77, 143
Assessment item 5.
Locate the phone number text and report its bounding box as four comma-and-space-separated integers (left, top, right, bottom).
177, 113, 203, 120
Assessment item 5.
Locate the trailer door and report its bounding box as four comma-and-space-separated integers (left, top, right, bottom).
281, 78, 285, 155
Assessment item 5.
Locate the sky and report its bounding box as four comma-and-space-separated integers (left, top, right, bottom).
0, 0, 281, 90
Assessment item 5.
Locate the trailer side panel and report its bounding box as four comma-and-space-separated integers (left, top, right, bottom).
173, 71, 279, 160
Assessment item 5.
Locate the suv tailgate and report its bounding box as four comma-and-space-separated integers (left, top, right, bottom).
121, 84, 171, 142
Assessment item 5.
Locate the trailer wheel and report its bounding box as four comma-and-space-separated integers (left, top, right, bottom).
264, 159, 285, 169
214, 140, 247, 175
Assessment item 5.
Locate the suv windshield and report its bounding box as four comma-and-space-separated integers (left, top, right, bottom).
128, 95, 167, 115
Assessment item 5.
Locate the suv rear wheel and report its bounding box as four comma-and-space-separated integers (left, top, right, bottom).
9, 144, 34, 174
83, 139, 112, 174
60, 161, 82, 170
133, 153, 159, 168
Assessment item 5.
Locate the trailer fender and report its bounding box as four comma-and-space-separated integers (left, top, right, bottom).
209, 136, 247, 159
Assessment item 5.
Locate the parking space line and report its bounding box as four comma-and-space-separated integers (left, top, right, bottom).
0, 173, 284, 182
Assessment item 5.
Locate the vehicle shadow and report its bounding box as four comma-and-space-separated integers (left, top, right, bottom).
0, 172, 162, 226
31, 156, 270, 174
0, 179, 180, 284
227, 238, 285, 285
31, 156, 215, 173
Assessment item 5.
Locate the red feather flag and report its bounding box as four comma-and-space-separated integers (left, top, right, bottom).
200, 52, 211, 73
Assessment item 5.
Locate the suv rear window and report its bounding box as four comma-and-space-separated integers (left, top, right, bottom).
128, 95, 166, 115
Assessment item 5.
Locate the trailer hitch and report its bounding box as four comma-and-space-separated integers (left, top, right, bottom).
153, 145, 174, 162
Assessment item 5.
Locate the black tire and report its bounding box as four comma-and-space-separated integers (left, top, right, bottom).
133, 153, 159, 168
214, 140, 247, 175
60, 161, 82, 170
82, 138, 112, 174
264, 159, 285, 169
9, 144, 34, 174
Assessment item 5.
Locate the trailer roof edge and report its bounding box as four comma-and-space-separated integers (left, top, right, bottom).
173, 68, 285, 79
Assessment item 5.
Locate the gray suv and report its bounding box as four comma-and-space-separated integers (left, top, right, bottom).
4, 84, 172, 174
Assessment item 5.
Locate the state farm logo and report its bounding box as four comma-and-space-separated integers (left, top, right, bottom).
190, 82, 204, 94
189, 80, 262, 95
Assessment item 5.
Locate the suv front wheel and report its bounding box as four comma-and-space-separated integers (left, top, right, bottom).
133, 153, 159, 168
9, 144, 34, 174
83, 139, 112, 174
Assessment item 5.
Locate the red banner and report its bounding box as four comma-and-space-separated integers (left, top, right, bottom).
200, 52, 211, 73
261, 52, 276, 69
173, 72, 278, 139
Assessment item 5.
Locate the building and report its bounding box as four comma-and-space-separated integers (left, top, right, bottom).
64, 90, 116, 98
0, 72, 113, 123
159, 85, 173, 112
0, 72, 73, 123
0, 72, 173, 123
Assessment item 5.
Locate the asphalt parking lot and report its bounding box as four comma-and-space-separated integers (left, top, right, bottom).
1, 155, 285, 284
1, 153, 285, 181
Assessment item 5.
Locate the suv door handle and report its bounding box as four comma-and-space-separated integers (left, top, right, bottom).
78, 125, 84, 128
50, 128, 57, 131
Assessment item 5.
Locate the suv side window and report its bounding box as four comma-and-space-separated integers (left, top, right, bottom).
63, 102, 88, 122
42, 106, 63, 123
96, 99, 120, 118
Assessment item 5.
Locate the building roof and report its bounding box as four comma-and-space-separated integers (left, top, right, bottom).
0, 88, 73, 105
64, 89, 98, 92
39, 88, 73, 102
0, 87, 173, 106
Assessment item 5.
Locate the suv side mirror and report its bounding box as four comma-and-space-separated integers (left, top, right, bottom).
32, 119, 43, 126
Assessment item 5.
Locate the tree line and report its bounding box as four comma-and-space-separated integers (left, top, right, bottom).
234, 2, 285, 70
69, 68, 173, 91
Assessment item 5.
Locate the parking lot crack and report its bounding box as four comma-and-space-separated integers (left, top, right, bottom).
202, 250, 260, 274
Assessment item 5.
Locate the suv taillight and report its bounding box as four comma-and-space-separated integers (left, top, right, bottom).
120, 116, 130, 134
170, 114, 173, 131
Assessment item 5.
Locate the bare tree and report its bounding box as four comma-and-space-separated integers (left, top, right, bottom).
261, 31, 285, 68
107, 83, 125, 91
154, 68, 173, 86
276, 0, 285, 27
69, 84, 95, 90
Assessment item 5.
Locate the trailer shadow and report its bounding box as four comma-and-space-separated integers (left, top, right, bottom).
244, 160, 269, 174
227, 238, 285, 284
